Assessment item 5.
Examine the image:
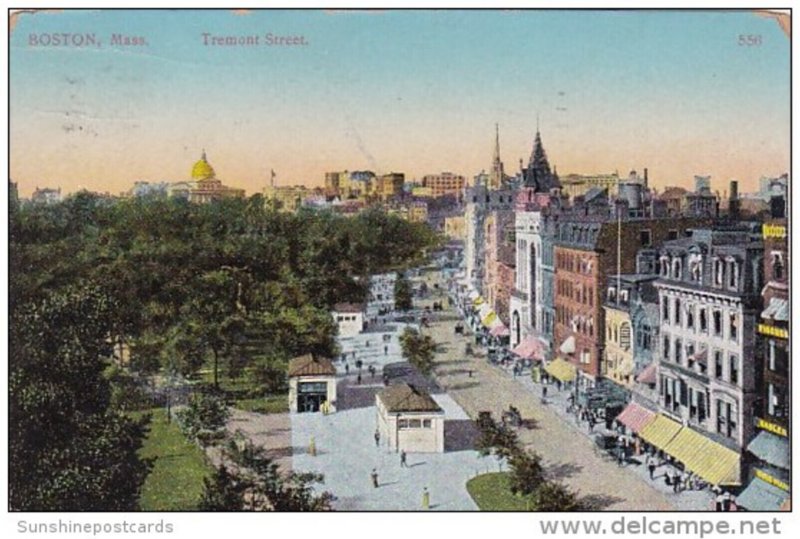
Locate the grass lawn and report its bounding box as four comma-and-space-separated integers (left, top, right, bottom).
466, 472, 534, 511
234, 394, 288, 414
136, 408, 213, 511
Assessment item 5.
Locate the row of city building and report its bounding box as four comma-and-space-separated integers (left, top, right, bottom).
457, 127, 789, 510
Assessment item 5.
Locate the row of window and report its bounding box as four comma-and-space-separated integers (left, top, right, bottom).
336, 315, 360, 322
659, 377, 739, 440
659, 255, 743, 290
557, 279, 594, 306
661, 334, 739, 385
661, 296, 739, 343
606, 321, 632, 350
397, 418, 433, 429
556, 252, 594, 274
556, 307, 595, 337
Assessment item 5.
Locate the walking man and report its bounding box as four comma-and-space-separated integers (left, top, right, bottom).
345, 363, 350, 375
647, 456, 657, 480
400, 450, 407, 468
374, 428, 380, 447
384, 345, 389, 355
357, 373, 362, 385
371, 468, 379, 488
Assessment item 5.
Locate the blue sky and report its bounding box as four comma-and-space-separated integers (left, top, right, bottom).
10, 9, 790, 196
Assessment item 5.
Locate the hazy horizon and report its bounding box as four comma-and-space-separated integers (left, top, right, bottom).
10, 9, 790, 198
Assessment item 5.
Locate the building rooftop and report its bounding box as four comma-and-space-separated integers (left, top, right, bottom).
378, 383, 443, 413
287, 354, 336, 377
333, 302, 365, 313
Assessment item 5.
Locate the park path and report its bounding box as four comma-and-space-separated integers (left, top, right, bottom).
417, 271, 674, 511
208, 409, 292, 473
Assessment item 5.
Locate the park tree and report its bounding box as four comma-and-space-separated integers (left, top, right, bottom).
399, 327, 437, 375
394, 272, 413, 311
508, 448, 546, 497
199, 465, 248, 511
8, 285, 151, 511
177, 392, 231, 447
532, 481, 582, 511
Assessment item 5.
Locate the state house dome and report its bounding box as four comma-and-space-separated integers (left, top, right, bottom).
191, 150, 216, 181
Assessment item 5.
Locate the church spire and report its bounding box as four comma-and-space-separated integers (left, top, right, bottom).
489, 123, 505, 190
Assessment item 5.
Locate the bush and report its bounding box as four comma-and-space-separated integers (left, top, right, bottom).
177, 392, 230, 447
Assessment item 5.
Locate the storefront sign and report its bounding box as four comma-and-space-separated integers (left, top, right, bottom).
756, 418, 788, 437
755, 469, 790, 492
757, 323, 789, 340
762, 224, 787, 240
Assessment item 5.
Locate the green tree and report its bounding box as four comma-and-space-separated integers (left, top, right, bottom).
399, 327, 437, 375
533, 481, 582, 511
198, 465, 248, 511
9, 286, 151, 511
508, 449, 546, 497
177, 392, 231, 447
394, 272, 413, 311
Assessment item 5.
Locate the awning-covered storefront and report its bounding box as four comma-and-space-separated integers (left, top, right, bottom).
559, 335, 576, 354
512, 335, 545, 359
638, 414, 682, 450
616, 402, 656, 434
636, 363, 657, 385
747, 430, 790, 470
737, 478, 789, 511
473, 296, 486, 306
544, 357, 577, 383
481, 311, 498, 328
490, 324, 509, 337
761, 297, 788, 322
663, 428, 741, 486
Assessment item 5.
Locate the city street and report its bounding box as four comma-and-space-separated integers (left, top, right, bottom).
417, 270, 679, 511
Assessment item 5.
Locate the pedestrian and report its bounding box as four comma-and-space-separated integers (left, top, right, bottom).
371, 468, 379, 488
542, 385, 548, 400
715, 492, 724, 512
617, 447, 625, 466
383, 374, 389, 386
369, 365, 376, 379
374, 428, 380, 447
723, 492, 732, 511
400, 450, 407, 468
357, 373, 362, 385
588, 417, 595, 433
422, 487, 430, 510
647, 456, 656, 480
468, 369, 473, 378
673, 472, 681, 493
384, 345, 389, 355
345, 362, 350, 374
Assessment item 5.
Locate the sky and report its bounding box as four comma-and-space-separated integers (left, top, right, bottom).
9, 9, 790, 197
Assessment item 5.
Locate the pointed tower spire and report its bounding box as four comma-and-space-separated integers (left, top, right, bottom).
489, 123, 505, 190
493, 123, 500, 163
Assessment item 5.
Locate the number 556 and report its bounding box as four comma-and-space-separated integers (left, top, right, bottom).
738, 34, 762, 46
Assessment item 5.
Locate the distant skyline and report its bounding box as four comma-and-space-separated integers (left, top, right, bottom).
10, 9, 790, 197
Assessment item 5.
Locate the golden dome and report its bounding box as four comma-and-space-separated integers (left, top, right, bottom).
191, 150, 216, 180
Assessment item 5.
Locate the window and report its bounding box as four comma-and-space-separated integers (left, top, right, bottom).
608, 287, 616, 301
686, 306, 694, 330
698, 392, 707, 423
772, 252, 784, 280
674, 338, 682, 364
663, 336, 670, 361
422, 419, 432, 428
620, 323, 631, 350
640, 230, 652, 247
672, 258, 682, 279
699, 308, 708, 333
580, 349, 591, 364
686, 342, 696, 369
668, 229, 679, 240
729, 313, 738, 342
729, 355, 739, 385
714, 259, 724, 286
674, 298, 682, 326
714, 350, 723, 379
408, 419, 422, 428
638, 324, 652, 351
662, 297, 669, 321
660, 257, 670, 277
713, 310, 722, 336
398, 419, 409, 429
620, 290, 629, 304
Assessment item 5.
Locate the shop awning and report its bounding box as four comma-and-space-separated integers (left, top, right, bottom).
490, 324, 509, 337
473, 296, 486, 306
512, 335, 545, 359
636, 363, 657, 385
616, 402, 657, 434
481, 311, 498, 328
544, 357, 577, 383
761, 297, 788, 322
559, 335, 576, 355
737, 477, 789, 512
663, 427, 741, 486
747, 430, 790, 470
638, 414, 681, 450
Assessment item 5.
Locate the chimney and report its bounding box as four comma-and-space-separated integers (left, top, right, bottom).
643, 168, 648, 188
728, 180, 740, 220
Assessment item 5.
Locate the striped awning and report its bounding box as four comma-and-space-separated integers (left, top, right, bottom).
490, 324, 509, 337
663, 428, 741, 486
481, 311, 498, 328
544, 357, 577, 382
615, 402, 656, 434
512, 335, 545, 359
638, 414, 682, 450
636, 363, 657, 385
761, 297, 788, 322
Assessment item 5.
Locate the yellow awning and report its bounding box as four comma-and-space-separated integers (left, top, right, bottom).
544, 357, 576, 382
481, 311, 498, 327
638, 414, 682, 450
473, 296, 485, 306
663, 428, 741, 486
